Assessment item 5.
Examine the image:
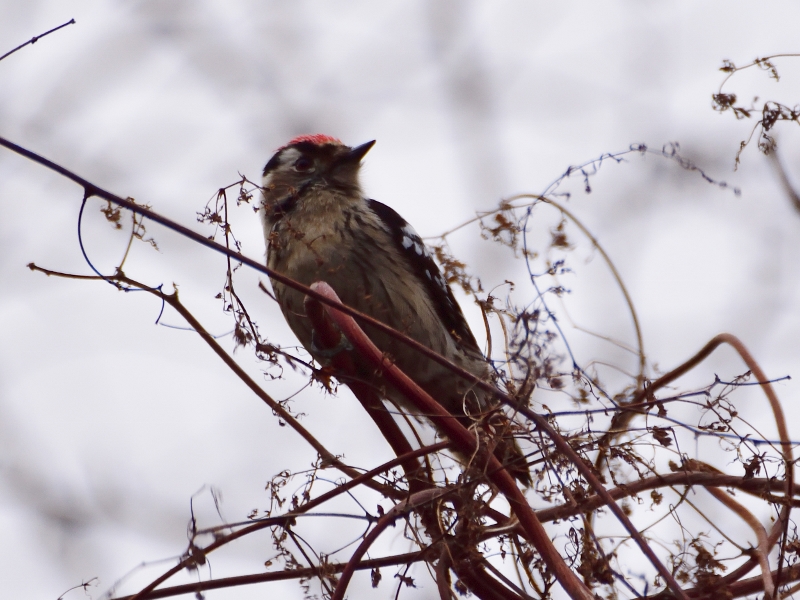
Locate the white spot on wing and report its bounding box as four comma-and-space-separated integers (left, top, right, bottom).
394, 216, 453, 299
399, 222, 430, 258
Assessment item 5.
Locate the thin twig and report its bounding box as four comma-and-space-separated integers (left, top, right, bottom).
113, 549, 430, 600
0, 19, 76, 63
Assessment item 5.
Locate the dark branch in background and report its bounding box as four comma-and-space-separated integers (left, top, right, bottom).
432, 142, 741, 244
0, 18, 76, 63
113, 550, 430, 600
58, 579, 99, 600
771, 148, 800, 215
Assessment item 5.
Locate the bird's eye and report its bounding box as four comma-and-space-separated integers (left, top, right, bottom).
293, 157, 313, 172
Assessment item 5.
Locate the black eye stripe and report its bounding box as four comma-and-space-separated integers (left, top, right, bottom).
262, 154, 282, 177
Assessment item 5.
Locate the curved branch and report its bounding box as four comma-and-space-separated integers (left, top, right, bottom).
522, 194, 646, 385
331, 488, 454, 600
705, 487, 773, 599
591, 332, 793, 598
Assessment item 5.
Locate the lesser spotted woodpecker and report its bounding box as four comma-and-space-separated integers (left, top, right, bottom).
260, 135, 529, 485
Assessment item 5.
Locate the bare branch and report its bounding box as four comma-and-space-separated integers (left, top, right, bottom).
0, 18, 76, 63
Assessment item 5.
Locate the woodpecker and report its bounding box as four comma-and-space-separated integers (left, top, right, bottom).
260, 135, 530, 485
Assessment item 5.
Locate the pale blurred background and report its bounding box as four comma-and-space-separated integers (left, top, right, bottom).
1, 2, 799, 598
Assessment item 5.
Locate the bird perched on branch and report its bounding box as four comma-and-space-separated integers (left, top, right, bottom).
260, 135, 530, 485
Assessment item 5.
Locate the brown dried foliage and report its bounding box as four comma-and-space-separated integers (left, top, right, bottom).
712, 54, 800, 168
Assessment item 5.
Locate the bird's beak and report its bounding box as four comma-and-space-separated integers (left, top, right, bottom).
339, 140, 376, 165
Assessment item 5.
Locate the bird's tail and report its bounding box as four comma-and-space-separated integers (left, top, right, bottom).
493, 434, 531, 487
460, 412, 531, 487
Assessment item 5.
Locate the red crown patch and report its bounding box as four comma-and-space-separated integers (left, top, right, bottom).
281, 134, 342, 150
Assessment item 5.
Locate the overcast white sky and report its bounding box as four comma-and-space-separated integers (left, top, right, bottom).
1, 2, 800, 599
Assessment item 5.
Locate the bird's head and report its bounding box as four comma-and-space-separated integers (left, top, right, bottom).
261, 135, 375, 215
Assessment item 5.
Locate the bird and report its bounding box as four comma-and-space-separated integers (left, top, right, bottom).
259, 134, 530, 485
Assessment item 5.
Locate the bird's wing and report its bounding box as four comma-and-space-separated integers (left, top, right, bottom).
367, 199, 482, 356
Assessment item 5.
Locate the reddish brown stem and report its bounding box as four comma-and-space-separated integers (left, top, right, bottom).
641, 562, 800, 600
311, 282, 595, 600
304, 294, 431, 490
114, 549, 431, 600
535, 472, 800, 524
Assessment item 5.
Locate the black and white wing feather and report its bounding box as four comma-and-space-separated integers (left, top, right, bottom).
367, 199, 482, 356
